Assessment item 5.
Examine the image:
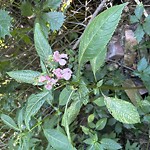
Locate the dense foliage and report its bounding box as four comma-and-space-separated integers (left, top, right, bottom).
0, 0, 150, 150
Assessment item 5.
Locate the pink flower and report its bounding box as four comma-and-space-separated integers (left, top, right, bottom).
45, 78, 58, 90
53, 51, 68, 66
38, 76, 47, 82
39, 75, 58, 90
53, 68, 63, 79
53, 68, 72, 80
62, 68, 72, 80
45, 84, 52, 90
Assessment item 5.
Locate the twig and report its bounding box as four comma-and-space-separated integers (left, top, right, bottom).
72, 0, 107, 50
134, 0, 148, 17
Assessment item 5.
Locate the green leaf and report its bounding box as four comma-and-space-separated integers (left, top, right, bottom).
143, 15, 150, 36
137, 57, 148, 72
88, 114, 95, 123
78, 3, 127, 65
36, 17, 49, 38
130, 15, 139, 23
20, 1, 33, 17
44, 129, 73, 150
134, 25, 145, 43
134, 4, 144, 20
1, 114, 20, 131
104, 96, 140, 124
43, 0, 61, 10
25, 92, 52, 129
96, 118, 107, 130
62, 99, 82, 126
34, 23, 52, 62
41, 12, 65, 31
0, 9, 12, 38
93, 97, 105, 107
100, 138, 122, 150
17, 108, 24, 130
7, 70, 41, 85
90, 47, 107, 75
59, 86, 73, 106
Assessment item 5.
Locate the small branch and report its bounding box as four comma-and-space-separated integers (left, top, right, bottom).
72, 0, 107, 50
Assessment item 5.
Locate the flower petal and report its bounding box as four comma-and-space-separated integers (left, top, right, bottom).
59, 59, 66, 66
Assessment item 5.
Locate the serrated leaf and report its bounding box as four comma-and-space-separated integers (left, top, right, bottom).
134, 25, 145, 42
34, 23, 52, 62
25, 92, 52, 129
59, 86, 73, 106
1, 114, 20, 131
134, 4, 144, 20
41, 12, 65, 31
100, 138, 122, 150
143, 15, 150, 36
78, 3, 127, 65
43, 0, 61, 10
90, 47, 107, 75
104, 96, 140, 124
44, 129, 73, 150
0, 9, 12, 38
20, 1, 33, 17
7, 70, 41, 85
137, 57, 148, 72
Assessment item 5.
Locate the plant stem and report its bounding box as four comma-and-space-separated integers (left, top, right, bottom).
64, 90, 74, 143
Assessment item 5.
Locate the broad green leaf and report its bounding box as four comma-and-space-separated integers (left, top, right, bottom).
1, 114, 20, 131
43, 0, 61, 10
96, 118, 107, 130
34, 23, 52, 62
59, 86, 73, 106
104, 96, 140, 124
44, 129, 73, 150
143, 15, 150, 36
134, 4, 144, 20
137, 57, 148, 72
78, 3, 127, 65
41, 12, 65, 31
90, 47, 107, 75
134, 25, 145, 42
0, 9, 12, 38
20, 1, 33, 17
25, 92, 52, 129
7, 70, 41, 85
100, 138, 122, 150
62, 99, 82, 126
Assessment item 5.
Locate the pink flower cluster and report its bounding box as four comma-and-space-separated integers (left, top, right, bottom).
38, 51, 72, 90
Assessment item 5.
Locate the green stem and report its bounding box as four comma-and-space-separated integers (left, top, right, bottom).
64, 90, 74, 143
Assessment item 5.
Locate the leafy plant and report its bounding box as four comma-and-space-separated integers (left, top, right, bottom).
0, 9, 12, 38
130, 3, 150, 42
0, 2, 145, 149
